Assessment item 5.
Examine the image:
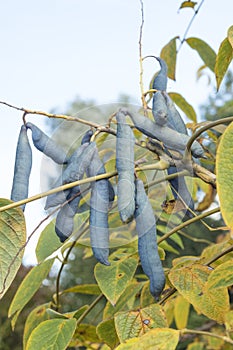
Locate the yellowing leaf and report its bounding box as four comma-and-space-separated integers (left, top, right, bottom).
160, 37, 178, 80
180, 1, 197, 9
115, 328, 179, 350
114, 304, 167, 342
25, 318, 77, 350
216, 122, 233, 228
169, 264, 229, 323
36, 220, 61, 263
61, 284, 101, 295
227, 25, 233, 49
225, 310, 233, 339
207, 259, 233, 289
0, 198, 26, 299
95, 255, 138, 305
215, 38, 233, 90
186, 37, 216, 72
187, 342, 205, 350
168, 92, 197, 122
174, 295, 190, 329
8, 258, 54, 328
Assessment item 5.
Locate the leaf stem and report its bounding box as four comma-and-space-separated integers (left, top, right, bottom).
180, 328, 233, 345
76, 293, 105, 326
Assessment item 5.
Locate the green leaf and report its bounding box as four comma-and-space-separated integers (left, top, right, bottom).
0, 198, 26, 299
186, 37, 216, 72
115, 328, 179, 350
169, 264, 229, 323
70, 323, 100, 346
114, 304, 168, 342
207, 259, 233, 289
97, 318, 119, 349
187, 343, 205, 350
61, 284, 101, 295
168, 92, 197, 122
160, 37, 178, 80
25, 318, 77, 350
216, 122, 233, 228
180, 1, 197, 9
23, 304, 51, 349
103, 282, 144, 319
95, 255, 138, 305
227, 25, 233, 49
215, 37, 233, 90
159, 240, 179, 255
174, 295, 190, 329
36, 220, 61, 263
8, 258, 54, 328
225, 310, 233, 339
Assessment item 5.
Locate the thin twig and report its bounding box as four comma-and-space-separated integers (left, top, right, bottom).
180, 328, 233, 345
76, 293, 105, 326
177, 0, 206, 53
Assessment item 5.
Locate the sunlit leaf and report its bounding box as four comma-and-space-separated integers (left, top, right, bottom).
227, 25, 233, 49
186, 37, 216, 72
36, 220, 61, 263
168, 92, 197, 122
95, 255, 138, 305
114, 328, 179, 350
114, 304, 167, 342
169, 264, 229, 323
61, 284, 101, 295
215, 37, 233, 90
25, 318, 77, 350
216, 122, 233, 228
160, 37, 178, 80
8, 258, 54, 328
0, 198, 26, 299
207, 259, 233, 289
174, 295, 190, 329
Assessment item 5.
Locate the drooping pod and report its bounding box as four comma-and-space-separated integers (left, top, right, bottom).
134, 179, 165, 300
81, 129, 93, 144
125, 109, 205, 158
26, 122, 68, 164
152, 91, 168, 126
116, 110, 135, 223
55, 186, 81, 242
162, 92, 188, 135
152, 57, 168, 91
45, 142, 95, 209
87, 144, 110, 266
11, 125, 32, 211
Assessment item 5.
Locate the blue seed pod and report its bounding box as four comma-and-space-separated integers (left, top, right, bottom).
45, 142, 95, 209
116, 110, 135, 223
152, 91, 168, 126
127, 110, 205, 158
152, 57, 168, 91
11, 125, 32, 211
55, 186, 81, 242
81, 129, 93, 145
87, 145, 110, 265
162, 92, 188, 135
134, 179, 165, 300
26, 122, 68, 164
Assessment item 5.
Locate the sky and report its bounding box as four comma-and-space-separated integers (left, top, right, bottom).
0, 0, 232, 263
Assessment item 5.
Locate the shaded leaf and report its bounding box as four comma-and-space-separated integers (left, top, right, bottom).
8, 258, 54, 328
160, 37, 178, 80
225, 310, 233, 339
140, 281, 156, 308
25, 318, 77, 350
174, 295, 190, 329
180, 1, 197, 9
187, 343, 205, 350
0, 198, 26, 299
169, 264, 229, 323
169, 92, 197, 122
70, 323, 100, 347
114, 304, 167, 342
115, 328, 179, 350
36, 220, 61, 263
95, 255, 138, 305
207, 259, 233, 289
215, 38, 233, 90
227, 25, 233, 49
103, 282, 144, 319
216, 122, 233, 228
186, 37, 216, 71
97, 318, 119, 349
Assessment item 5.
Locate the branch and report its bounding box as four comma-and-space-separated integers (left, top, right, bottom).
180, 328, 233, 345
